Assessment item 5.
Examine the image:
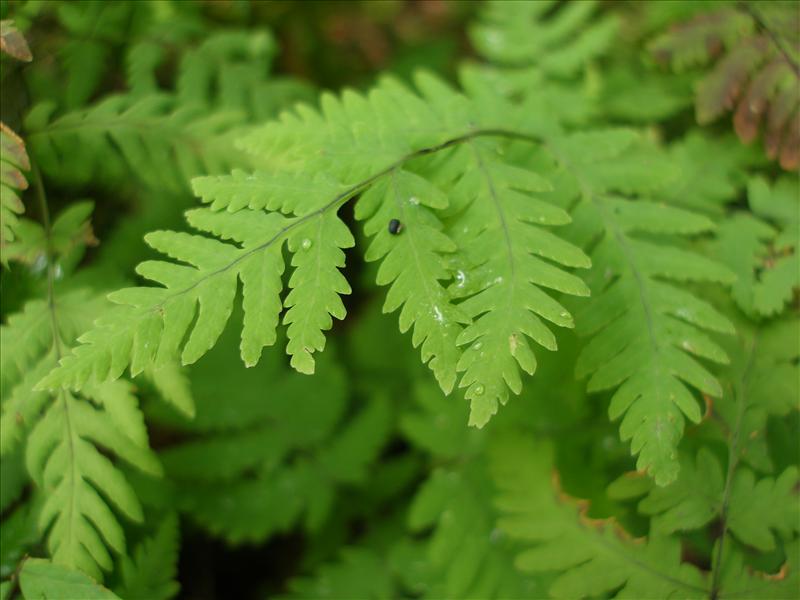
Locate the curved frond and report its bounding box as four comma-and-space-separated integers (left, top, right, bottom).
553, 131, 736, 485
490, 432, 708, 599
27, 392, 161, 578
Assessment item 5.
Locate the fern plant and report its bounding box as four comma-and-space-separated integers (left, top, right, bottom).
1, 1, 798, 599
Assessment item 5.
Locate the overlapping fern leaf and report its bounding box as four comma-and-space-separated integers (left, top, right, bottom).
40, 73, 591, 428
1, 202, 162, 580
491, 432, 800, 599
470, 0, 618, 77
545, 130, 736, 485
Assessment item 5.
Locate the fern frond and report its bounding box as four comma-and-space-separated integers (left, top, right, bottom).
552, 131, 735, 485
36, 202, 352, 386
0, 122, 30, 255
25, 94, 245, 191
26, 391, 161, 579
490, 432, 707, 599
443, 140, 591, 426
1, 289, 107, 455
40, 73, 589, 428
401, 465, 545, 599
471, 0, 618, 77
355, 170, 467, 393
640, 449, 799, 551
24, 392, 158, 579
713, 176, 799, 317
114, 514, 180, 600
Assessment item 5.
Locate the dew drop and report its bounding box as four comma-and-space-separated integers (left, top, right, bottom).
456, 270, 467, 288
54, 264, 64, 280
473, 384, 485, 396
473, 342, 482, 351
559, 310, 569, 318
31, 254, 47, 274
493, 276, 504, 285
432, 305, 444, 323
409, 196, 420, 205
301, 238, 313, 250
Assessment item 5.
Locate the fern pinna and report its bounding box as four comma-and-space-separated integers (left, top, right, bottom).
1, 1, 798, 599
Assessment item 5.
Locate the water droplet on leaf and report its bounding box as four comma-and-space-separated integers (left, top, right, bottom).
301, 238, 313, 250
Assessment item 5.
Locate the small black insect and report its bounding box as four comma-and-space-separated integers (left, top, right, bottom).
388, 219, 403, 235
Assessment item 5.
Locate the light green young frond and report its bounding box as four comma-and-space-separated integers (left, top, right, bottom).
471, 0, 618, 76
192, 169, 346, 214
114, 514, 180, 600
26, 392, 161, 578
356, 170, 468, 393
25, 94, 245, 192
554, 131, 735, 486
238, 74, 462, 178
38, 202, 353, 388
491, 433, 708, 599
0, 123, 29, 254
40, 73, 589, 431
444, 142, 591, 426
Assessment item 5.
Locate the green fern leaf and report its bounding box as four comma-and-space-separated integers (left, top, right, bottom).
713, 176, 799, 317
444, 141, 591, 426
554, 131, 736, 485
491, 432, 708, 599
356, 169, 468, 393
114, 514, 180, 600
471, 0, 618, 77
640, 449, 799, 551
26, 392, 161, 578
25, 94, 244, 192
39, 73, 589, 430
401, 464, 546, 599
